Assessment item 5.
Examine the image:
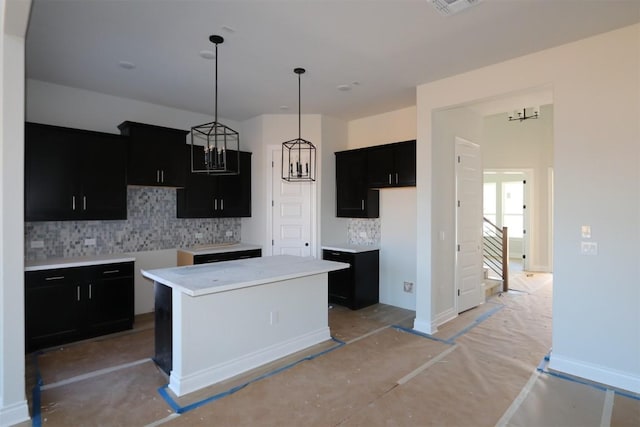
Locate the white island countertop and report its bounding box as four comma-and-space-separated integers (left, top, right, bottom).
142, 255, 349, 297
322, 244, 380, 253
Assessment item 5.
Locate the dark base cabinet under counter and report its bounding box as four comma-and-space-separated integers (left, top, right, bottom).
322, 246, 379, 310
24, 257, 135, 353
177, 244, 262, 266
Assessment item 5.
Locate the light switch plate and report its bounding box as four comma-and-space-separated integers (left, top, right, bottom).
581, 225, 591, 239
31, 240, 44, 249
84, 238, 97, 246
226, 230, 233, 237
581, 241, 598, 255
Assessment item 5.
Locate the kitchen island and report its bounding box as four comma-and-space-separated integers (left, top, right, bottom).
141, 255, 348, 397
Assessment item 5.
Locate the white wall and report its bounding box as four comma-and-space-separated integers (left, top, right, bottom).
483, 104, 554, 271
320, 115, 349, 245
0, 0, 31, 424
348, 106, 418, 311
430, 107, 483, 325
416, 24, 640, 393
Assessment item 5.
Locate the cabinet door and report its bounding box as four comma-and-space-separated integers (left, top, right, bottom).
81, 133, 127, 220
176, 173, 217, 218
366, 145, 395, 188
394, 140, 416, 187
25, 269, 83, 352
85, 263, 134, 337
216, 151, 252, 218
25, 123, 80, 221
119, 121, 188, 187
336, 150, 379, 218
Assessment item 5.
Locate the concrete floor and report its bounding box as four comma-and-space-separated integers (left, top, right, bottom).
21, 273, 640, 426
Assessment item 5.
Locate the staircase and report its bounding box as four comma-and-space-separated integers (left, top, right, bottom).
483, 217, 509, 295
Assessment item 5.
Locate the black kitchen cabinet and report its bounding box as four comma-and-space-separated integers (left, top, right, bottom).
118, 121, 189, 187
193, 249, 262, 264
176, 147, 252, 218
367, 140, 416, 188
25, 262, 134, 352
25, 122, 127, 221
335, 149, 379, 218
322, 249, 379, 310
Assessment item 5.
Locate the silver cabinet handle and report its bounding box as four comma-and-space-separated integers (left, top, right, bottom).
77, 285, 80, 301
361, 199, 365, 210
72, 196, 76, 211
214, 199, 218, 210
220, 199, 224, 210
89, 284, 92, 300
45, 276, 65, 281
102, 270, 119, 275
330, 252, 341, 256
161, 170, 164, 183
157, 170, 160, 183
388, 173, 392, 185
396, 173, 399, 184
83, 196, 87, 211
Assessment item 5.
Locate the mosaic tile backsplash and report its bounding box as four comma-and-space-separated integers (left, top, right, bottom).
347, 218, 381, 246
25, 187, 241, 261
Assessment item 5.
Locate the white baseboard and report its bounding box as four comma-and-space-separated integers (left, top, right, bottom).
0, 400, 30, 427
169, 327, 331, 397
413, 317, 437, 335
549, 353, 640, 394
434, 307, 457, 328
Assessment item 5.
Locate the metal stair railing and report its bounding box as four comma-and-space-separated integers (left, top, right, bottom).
483, 217, 509, 292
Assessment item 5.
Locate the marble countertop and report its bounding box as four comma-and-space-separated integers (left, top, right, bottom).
178, 242, 262, 255
25, 254, 136, 272
321, 243, 380, 253
142, 255, 349, 297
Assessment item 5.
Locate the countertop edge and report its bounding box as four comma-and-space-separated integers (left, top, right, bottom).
178, 243, 262, 255
25, 255, 136, 271
321, 245, 380, 253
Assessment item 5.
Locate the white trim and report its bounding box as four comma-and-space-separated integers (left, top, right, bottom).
548, 353, 640, 394
413, 318, 437, 335
0, 401, 30, 427
169, 327, 330, 397
434, 307, 457, 328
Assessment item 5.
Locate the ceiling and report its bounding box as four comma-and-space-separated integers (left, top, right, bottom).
25, 0, 640, 122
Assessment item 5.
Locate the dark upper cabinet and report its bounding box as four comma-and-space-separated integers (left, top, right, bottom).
25, 122, 127, 221
335, 149, 379, 218
118, 121, 189, 187
366, 140, 416, 188
176, 146, 252, 218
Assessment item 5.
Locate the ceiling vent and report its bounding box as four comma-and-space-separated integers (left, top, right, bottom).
430, 0, 482, 16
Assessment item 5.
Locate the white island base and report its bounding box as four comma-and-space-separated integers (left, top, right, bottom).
142, 255, 348, 397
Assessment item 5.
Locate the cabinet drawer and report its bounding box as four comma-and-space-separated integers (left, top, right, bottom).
322, 250, 354, 265
193, 249, 262, 264
25, 267, 84, 288
87, 262, 134, 279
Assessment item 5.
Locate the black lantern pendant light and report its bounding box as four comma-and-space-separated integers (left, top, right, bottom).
282, 67, 316, 182
191, 35, 240, 174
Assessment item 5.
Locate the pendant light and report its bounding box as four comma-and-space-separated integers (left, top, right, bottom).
191, 35, 240, 174
508, 107, 539, 122
282, 67, 316, 182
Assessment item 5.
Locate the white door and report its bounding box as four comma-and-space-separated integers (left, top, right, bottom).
455, 137, 483, 313
271, 147, 313, 256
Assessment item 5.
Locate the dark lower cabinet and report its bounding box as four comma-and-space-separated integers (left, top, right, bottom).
25, 262, 134, 353
193, 249, 261, 264
322, 249, 379, 310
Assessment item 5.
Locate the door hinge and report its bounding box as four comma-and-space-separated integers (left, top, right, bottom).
457, 244, 460, 252
457, 200, 460, 207
523, 229, 527, 234
271, 200, 274, 207
457, 155, 461, 163
457, 289, 460, 296
271, 239, 274, 246
523, 204, 526, 209
523, 179, 526, 184
522, 254, 526, 259
272, 161, 274, 168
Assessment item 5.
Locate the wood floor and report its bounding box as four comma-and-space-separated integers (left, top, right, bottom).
20, 273, 640, 426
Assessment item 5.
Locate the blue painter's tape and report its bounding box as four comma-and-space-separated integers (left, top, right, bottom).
158, 337, 346, 414
537, 353, 640, 401
32, 352, 44, 427
392, 325, 454, 345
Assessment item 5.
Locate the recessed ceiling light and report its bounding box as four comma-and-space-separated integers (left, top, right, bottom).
118, 61, 136, 70
351, 81, 361, 86
222, 25, 236, 33
199, 50, 215, 60
337, 84, 351, 91
279, 105, 289, 111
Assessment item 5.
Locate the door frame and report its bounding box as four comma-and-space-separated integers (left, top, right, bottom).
265, 144, 318, 258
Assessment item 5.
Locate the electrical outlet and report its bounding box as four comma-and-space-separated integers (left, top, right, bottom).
359, 231, 367, 238
84, 238, 96, 246
195, 232, 204, 239
31, 240, 44, 249
581, 241, 598, 255
226, 230, 233, 237
403, 281, 414, 293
